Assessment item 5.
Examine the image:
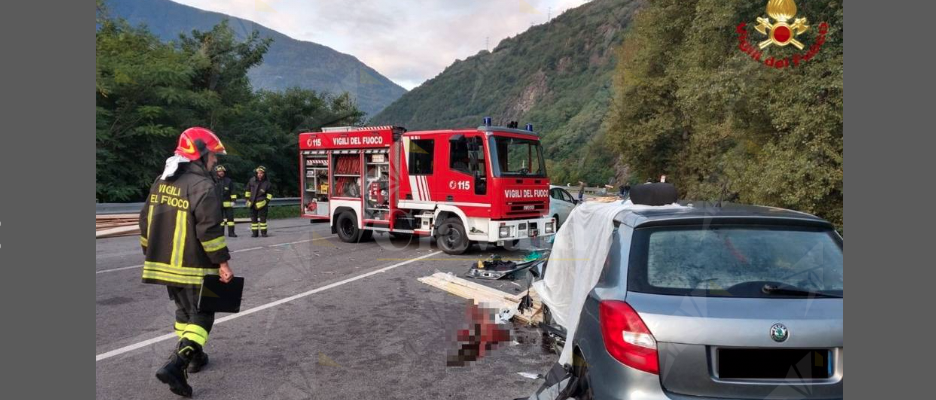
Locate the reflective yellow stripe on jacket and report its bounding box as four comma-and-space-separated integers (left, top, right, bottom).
142, 261, 217, 285
169, 210, 187, 267
201, 235, 227, 253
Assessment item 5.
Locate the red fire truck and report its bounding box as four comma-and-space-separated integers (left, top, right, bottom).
298, 121, 555, 254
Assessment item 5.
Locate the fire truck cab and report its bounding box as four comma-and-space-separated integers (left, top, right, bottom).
298, 122, 555, 254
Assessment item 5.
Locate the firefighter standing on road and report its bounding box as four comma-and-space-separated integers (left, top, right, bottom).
139, 127, 235, 398
215, 165, 238, 237
245, 166, 273, 237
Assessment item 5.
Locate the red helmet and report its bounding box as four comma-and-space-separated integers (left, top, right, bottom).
174, 127, 227, 161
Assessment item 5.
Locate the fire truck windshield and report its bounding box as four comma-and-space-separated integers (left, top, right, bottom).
489, 136, 547, 177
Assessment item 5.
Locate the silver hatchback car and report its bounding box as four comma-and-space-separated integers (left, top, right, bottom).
567, 204, 843, 400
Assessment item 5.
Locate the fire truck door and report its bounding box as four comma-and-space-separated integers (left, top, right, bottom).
406, 138, 435, 202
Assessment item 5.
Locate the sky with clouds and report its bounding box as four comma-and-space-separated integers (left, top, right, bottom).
172, 0, 590, 90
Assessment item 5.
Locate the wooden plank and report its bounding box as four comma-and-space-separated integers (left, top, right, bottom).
96, 213, 139, 220
96, 225, 140, 238
418, 272, 543, 325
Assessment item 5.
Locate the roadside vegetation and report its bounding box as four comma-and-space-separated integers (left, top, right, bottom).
608, 0, 843, 230
95, 1, 363, 202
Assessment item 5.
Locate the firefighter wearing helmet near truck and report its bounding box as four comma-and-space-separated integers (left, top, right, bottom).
245, 166, 273, 237
138, 127, 235, 397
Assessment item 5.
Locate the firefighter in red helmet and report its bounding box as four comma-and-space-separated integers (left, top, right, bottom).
139, 127, 235, 397
245, 165, 273, 237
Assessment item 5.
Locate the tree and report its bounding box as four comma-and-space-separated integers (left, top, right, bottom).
608, 0, 843, 230
96, 11, 364, 202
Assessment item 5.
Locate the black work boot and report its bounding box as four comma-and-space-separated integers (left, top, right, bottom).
187, 347, 209, 373
156, 339, 198, 397
227, 226, 237, 238
251, 230, 259, 238
261, 230, 268, 237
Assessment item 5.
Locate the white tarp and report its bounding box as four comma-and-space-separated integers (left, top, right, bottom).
533, 200, 685, 365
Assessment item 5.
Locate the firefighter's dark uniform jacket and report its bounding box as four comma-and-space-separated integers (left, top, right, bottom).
218, 176, 237, 207
139, 163, 231, 287
245, 176, 272, 208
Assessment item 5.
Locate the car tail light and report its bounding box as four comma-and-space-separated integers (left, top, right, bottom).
599, 300, 659, 375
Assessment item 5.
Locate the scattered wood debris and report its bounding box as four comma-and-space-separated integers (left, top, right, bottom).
418, 272, 544, 325
96, 214, 139, 238
96, 214, 250, 239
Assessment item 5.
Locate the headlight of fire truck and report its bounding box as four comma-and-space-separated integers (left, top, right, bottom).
499, 225, 510, 238
545, 221, 555, 234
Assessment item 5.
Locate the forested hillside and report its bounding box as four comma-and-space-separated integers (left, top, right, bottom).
96, 4, 362, 202
106, 0, 406, 116
371, 0, 640, 186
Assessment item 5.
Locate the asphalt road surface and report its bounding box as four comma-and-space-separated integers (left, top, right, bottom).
96, 218, 557, 399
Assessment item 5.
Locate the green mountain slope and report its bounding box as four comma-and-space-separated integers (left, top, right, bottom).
106, 0, 406, 116
370, 0, 640, 185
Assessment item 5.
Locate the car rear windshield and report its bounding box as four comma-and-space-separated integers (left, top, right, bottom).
628, 225, 843, 298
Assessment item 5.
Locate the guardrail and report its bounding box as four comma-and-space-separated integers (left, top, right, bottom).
553, 185, 613, 195
96, 197, 301, 215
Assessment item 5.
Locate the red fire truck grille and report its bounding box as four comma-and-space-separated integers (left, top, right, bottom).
507, 201, 546, 215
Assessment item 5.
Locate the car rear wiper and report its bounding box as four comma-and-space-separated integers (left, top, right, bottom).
761, 284, 842, 298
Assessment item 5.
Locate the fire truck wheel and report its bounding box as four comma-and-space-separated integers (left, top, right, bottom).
437, 217, 470, 255
336, 211, 362, 243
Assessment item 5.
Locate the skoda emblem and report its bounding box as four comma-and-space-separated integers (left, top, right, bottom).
770, 323, 789, 342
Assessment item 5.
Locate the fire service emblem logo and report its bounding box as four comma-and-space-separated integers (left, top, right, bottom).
755, 0, 809, 49
736, 0, 829, 69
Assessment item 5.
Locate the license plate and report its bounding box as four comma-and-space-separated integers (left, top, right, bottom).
718, 348, 832, 380
523, 205, 535, 210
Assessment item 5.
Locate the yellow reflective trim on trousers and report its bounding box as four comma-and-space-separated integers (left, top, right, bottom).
231, 195, 237, 199
222, 201, 233, 208
143, 261, 217, 277
183, 324, 209, 341
140, 236, 148, 246
255, 200, 267, 208
174, 322, 187, 338
201, 235, 227, 253
245, 191, 251, 197
142, 271, 203, 285
266, 193, 273, 200
227, 222, 236, 227
182, 332, 207, 346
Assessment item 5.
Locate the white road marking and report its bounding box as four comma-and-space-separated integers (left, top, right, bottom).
232, 246, 263, 253
95, 237, 331, 274
95, 264, 143, 274
95, 251, 442, 362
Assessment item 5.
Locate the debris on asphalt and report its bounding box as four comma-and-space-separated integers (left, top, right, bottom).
417, 272, 544, 324
514, 363, 576, 400
518, 372, 543, 380
317, 352, 341, 367
465, 251, 549, 281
